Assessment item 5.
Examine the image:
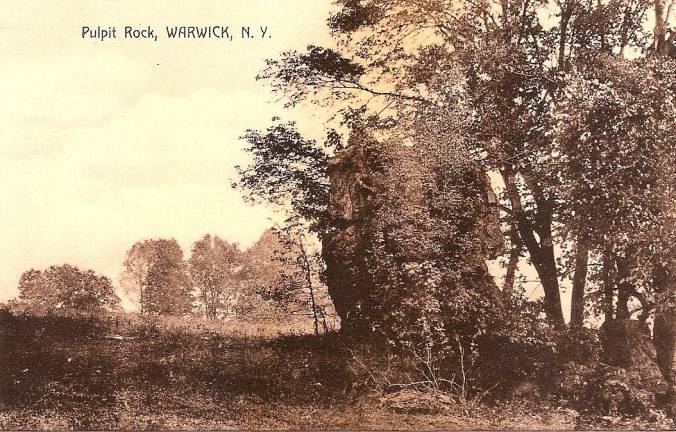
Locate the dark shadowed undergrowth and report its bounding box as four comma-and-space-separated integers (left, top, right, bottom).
1, 310, 672, 430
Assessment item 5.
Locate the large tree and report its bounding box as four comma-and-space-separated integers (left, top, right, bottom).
552, 56, 675, 325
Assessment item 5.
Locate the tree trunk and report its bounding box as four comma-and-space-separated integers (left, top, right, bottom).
655, 305, 676, 414
320, 309, 329, 333
502, 245, 519, 302
619, 2, 632, 56
558, 6, 573, 68
631, 287, 653, 323
653, 262, 675, 414
137, 276, 146, 315
616, 255, 633, 320
654, 0, 667, 52
300, 240, 320, 336
570, 238, 589, 327
537, 243, 566, 325
602, 251, 615, 320
501, 169, 565, 325
617, 288, 630, 319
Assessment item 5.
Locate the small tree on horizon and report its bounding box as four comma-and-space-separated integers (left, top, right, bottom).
188, 234, 242, 320
17, 264, 120, 315
121, 238, 192, 316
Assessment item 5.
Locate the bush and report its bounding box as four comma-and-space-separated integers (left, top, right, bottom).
471, 298, 603, 398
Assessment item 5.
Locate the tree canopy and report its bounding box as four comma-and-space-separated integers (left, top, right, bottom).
122, 239, 192, 316
188, 235, 242, 319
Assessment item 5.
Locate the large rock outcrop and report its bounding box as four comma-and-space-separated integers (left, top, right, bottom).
322, 134, 504, 336
598, 319, 666, 415
322, 141, 379, 333
601, 319, 664, 384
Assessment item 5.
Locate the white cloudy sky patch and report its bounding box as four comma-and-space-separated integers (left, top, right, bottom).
0, 0, 334, 302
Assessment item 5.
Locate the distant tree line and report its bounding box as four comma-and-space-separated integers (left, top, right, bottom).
13, 230, 334, 334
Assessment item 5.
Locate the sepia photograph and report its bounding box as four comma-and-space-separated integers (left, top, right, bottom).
0, 0, 674, 430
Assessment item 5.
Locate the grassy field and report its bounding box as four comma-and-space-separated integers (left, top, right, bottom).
0, 311, 671, 430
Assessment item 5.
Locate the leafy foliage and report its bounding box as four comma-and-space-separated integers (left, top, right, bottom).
188, 235, 242, 319
121, 239, 192, 316
552, 56, 676, 320
17, 265, 119, 314
235, 121, 333, 233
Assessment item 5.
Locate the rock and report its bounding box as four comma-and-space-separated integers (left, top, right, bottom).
555, 361, 594, 403
510, 379, 541, 401
322, 134, 505, 335
555, 320, 666, 417
557, 361, 659, 417
654, 309, 675, 381
323, 141, 382, 333
598, 320, 664, 416
600, 319, 662, 388
380, 389, 455, 415
104, 334, 134, 341
595, 366, 657, 415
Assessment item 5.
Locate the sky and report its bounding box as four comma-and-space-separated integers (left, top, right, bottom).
0, 0, 335, 304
